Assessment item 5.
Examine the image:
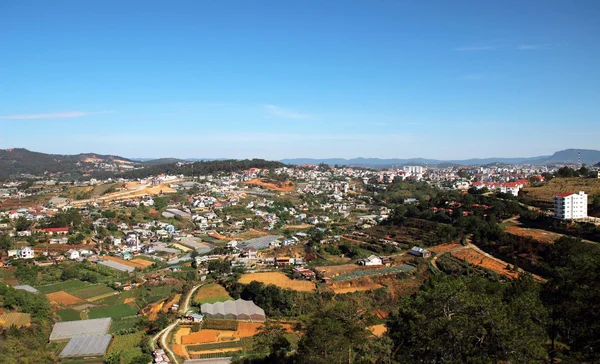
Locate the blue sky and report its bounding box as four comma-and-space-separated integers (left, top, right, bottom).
1, 0, 599, 160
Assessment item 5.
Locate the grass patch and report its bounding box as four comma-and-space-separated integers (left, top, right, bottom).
56, 308, 81, 321
109, 331, 145, 352
88, 303, 138, 320
70, 285, 115, 300
34, 280, 91, 294
109, 316, 143, 334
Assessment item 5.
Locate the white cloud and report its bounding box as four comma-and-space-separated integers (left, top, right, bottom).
0, 111, 115, 120
517, 44, 546, 50
264, 105, 313, 119
454, 45, 496, 51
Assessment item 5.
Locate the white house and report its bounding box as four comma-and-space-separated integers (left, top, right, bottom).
359, 255, 383, 266
18, 246, 34, 259
554, 191, 588, 220
66, 249, 80, 260
410, 246, 432, 258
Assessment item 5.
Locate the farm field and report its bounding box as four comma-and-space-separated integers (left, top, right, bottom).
428, 243, 462, 254
108, 331, 145, 353
368, 324, 387, 337
330, 283, 384, 294
109, 316, 143, 334
505, 224, 560, 244
451, 248, 520, 279
46, 291, 85, 306
35, 280, 91, 294
108, 331, 144, 362
193, 283, 232, 304
88, 303, 138, 320
56, 308, 82, 321
0, 312, 31, 328
332, 265, 416, 281
181, 322, 269, 346
522, 177, 600, 202
71, 285, 116, 300
315, 263, 361, 278
239, 272, 316, 292
171, 243, 192, 252
101, 255, 151, 270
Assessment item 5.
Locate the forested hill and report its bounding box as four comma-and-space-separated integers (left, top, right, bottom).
118, 159, 285, 179
0, 148, 137, 180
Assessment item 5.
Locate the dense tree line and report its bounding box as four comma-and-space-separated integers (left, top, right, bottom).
115, 159, 285, 180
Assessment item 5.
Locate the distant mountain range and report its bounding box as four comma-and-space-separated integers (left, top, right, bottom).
1, 148, 598, 180
280, 149, 600, 168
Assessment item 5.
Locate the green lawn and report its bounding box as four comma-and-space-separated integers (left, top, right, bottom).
34, 280, 91, 294
56, 308, 81, 321
88, 303, 138, 320
70, 285, 115, 300
109, 316, 143, 334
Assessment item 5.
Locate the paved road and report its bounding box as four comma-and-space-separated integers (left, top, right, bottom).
151, 283, 205, 364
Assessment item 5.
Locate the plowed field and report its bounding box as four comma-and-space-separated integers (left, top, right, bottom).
181, 330, 219, 344
451, 248, 519, 279
46, 291, 85, 305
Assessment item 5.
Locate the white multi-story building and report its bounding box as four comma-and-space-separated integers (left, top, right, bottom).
18, 246, 34, 259
403, 166, 424, 175
554, 191, 588, 220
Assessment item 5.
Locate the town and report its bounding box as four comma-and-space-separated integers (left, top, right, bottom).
1, 156, 600, 363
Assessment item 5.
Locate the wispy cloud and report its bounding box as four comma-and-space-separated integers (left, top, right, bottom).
454, 45, 496, 51
0, 111, 115, 120
264, 105, 313, 119
517, 44, 547, 50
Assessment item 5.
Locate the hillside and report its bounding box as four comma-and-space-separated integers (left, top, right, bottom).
521, 177, 600, 202
120, 159, 285, 179
0, 148, 137, 180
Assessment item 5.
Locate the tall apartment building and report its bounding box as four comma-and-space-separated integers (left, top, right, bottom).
403, 166, 425, 177
554, 191, 588, 220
